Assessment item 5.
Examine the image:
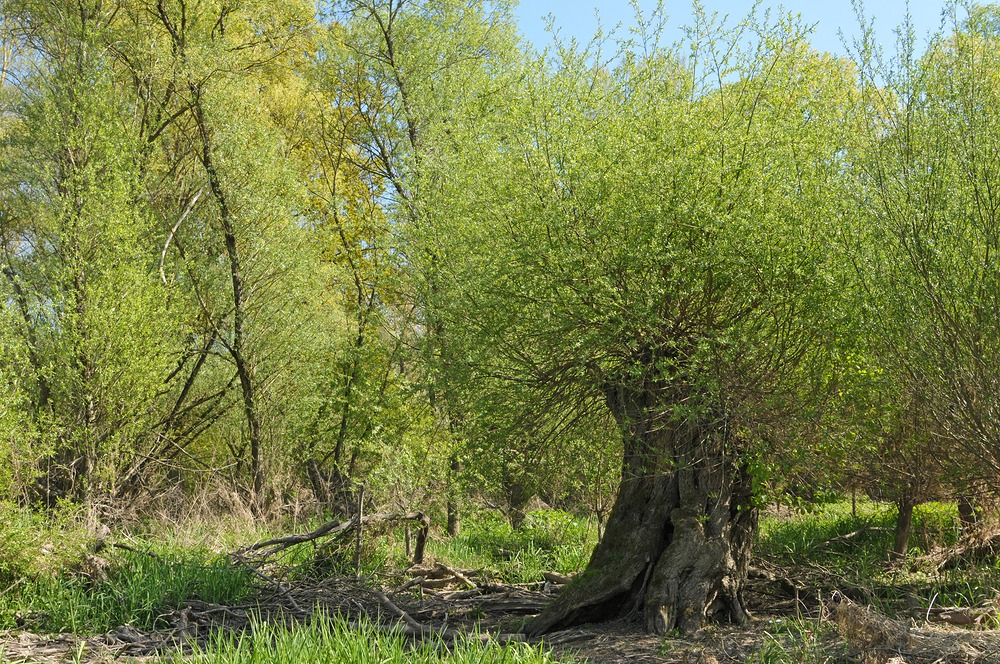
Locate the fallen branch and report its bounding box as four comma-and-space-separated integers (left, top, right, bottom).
238, 519, 355, 556
107, 542, 163, 561
231, 553, 303, 614
541, 571, 574, 586
748, 565, 801, 595
235, 512, 430, 563
420, 576, 459, 589
373, 589, 526, 645
919, 530, 1000, 572
832, 592, 1000, 662
435, 563, 478, 589
924, 606, 997, 627
399, 575, 427, 592
400, 563, 484, 594
818, 526, 888, 549
433, 589, 481, 601
373, 588, 428, 635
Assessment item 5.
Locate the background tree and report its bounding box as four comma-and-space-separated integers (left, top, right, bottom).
327, 0, 522, 529
0, 0, 183, 505
849, 1, 1000, 511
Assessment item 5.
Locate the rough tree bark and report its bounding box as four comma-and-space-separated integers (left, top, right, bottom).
525, 383, 757, 636
893, 499, 914, 559
446, 453, 462, 537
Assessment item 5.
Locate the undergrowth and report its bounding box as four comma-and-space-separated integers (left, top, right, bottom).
3, 495, 1000, 659
745, 616, 843, 664
0, 502, 93, 587
428, 510, 595, 583
756, 499, 1000, 619
0, 547, 254, 633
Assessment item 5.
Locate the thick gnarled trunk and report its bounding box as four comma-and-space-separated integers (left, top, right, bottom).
526, 385, 757, 636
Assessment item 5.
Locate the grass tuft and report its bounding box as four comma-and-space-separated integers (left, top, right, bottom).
174, 610, 574, 663
746, 616, 842, 663
0, 547, 254, 633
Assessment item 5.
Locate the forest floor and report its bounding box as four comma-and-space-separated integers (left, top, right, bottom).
3, 564, 1000, 663
3, 501, 1000, 662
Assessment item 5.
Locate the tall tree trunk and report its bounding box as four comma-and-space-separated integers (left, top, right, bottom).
446, 453, 462, 537
526, 385, 756, 636
958, 496, 979, 536
191, 87, 265, 504
73, 266, 99, 503
504, 475, 532, 531
892, 499, 914, 559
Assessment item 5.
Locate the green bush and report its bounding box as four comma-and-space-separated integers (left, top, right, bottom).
0, 502, 92, 586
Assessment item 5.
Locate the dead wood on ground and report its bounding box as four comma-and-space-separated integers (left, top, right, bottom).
832, 592, 1000, 663
234, 511, 430, 563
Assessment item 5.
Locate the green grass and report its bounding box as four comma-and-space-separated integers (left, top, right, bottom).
428, 511, 596, 584
756, 499, 962, 567
0, 502, 93, 586
0, 507, 594, 637
5, 497, 1000, 652
746, 616, 843, 664
756, 498, 1000, 617
0, 503, 259, 634
0, 547, 254, 634
172, 611, 574, 663
756, 499, 897, 575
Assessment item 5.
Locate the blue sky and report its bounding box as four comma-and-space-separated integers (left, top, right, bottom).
514, 1, 949, 56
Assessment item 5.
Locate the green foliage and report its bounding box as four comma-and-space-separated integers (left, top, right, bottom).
0, 0, 187, 502
745, 617, 842, 664
3, 0, 1000, 645
175, 611, 573, 664
757, 500, 962, 568
842, 0, 1000, 491
430, 511, 595, 583
417, 5, 861, 538
0, 503, 91, 587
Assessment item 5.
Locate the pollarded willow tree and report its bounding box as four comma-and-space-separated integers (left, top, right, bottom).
421, 10, 856, 634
